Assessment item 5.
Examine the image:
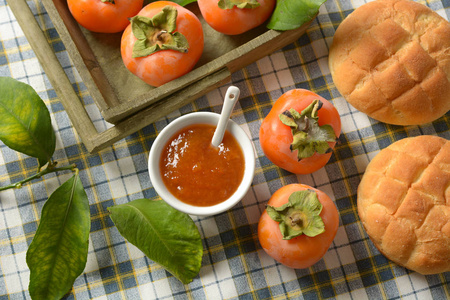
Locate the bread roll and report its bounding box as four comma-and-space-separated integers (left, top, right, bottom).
357, 135, 450, 274
329, 0, 450, 125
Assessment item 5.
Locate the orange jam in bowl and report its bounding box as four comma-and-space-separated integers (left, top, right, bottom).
160, 124, 245, 206
149, 111, 255, 216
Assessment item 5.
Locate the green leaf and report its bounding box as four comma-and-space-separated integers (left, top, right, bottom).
267, 0, 327, 31
278, 99, 336, 160
0, 77, 55, 168
108, 199, 203, 284
266, 190, 325, 239
26, 173, 90, 300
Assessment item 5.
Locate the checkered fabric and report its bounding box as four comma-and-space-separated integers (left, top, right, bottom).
1, 0, 449, 299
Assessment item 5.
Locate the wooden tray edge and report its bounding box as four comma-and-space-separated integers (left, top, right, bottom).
40, 0, 314, 125
8, 0, 232, 153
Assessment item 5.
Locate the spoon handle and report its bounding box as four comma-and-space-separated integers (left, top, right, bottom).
211, 86, 240, 147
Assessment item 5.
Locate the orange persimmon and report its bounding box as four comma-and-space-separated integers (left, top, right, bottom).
258, 184, 339, 269
259, 89, 341, 174
197, 0, 276, 35
121, 1, 204, 87
67, 0, 144, 33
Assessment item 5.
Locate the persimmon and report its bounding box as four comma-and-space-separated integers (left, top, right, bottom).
258, 184, 339, 269
197, 0, 276, 35
67, 0, 144, 33
121, 1, 204, 87
259, 89, 341, 174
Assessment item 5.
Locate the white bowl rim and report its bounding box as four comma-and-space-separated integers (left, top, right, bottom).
148, 111, 255, 216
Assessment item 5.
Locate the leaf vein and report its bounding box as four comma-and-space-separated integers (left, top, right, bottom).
0, 100, 50, 161
122, 203, 176, 256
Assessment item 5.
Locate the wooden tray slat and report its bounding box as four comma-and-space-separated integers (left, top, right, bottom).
44, 0, 120, 110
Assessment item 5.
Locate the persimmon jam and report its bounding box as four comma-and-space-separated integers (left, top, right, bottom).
160, 124, 245, 207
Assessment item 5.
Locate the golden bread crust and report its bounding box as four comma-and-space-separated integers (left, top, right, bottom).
329, 0, 450, 125
357, 135, 450, 274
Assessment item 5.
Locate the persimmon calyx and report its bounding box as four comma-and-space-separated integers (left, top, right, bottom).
131, 6, 189, 58
266, 190, 325, 240
279, 99, 336, 161
218, 0, 260, 10
101, 0, 115, 4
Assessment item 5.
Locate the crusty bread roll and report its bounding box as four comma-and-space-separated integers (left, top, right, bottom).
329, 0, 450, 125
357, 135, 450, 274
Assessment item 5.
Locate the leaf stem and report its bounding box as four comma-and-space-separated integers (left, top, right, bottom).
0, 162, 77, 191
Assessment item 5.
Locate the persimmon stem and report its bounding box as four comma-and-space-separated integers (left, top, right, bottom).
290, 215, 303, 227
157, 30, 168, 41
0, 162, 77, 191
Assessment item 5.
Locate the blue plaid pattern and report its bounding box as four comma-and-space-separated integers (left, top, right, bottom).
0, 0, 449, 299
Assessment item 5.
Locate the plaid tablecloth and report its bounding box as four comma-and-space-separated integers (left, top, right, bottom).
1, 0, 449, 299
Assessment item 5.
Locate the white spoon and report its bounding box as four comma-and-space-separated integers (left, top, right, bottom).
211, 86, 240, 147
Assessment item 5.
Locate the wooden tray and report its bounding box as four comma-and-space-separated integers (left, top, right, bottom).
8, 0, 314, 152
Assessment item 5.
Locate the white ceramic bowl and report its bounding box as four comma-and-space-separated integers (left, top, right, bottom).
148, 112, 255, 216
